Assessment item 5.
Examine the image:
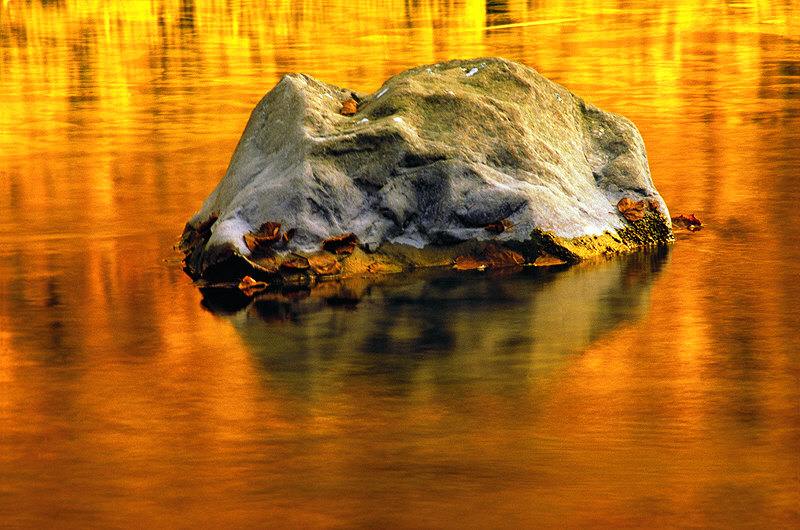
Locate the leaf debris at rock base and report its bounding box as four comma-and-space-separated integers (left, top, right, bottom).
250, 254, 280, 274
281, 256, 311, 271
307, 253, 342, 275
244, 222, 282, 252
617, 197, 662, 222
617, 197, 646, 221
322, 233, 359, 255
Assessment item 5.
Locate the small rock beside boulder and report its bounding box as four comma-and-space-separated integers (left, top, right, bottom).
178, 57, 673, 285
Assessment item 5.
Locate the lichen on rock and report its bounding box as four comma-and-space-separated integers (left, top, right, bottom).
177, 57, 673, 286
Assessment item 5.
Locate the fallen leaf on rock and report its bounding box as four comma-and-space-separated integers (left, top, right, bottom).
307, 253, 342, 276
485, 220, 513, 234
322, 233, 358, 255
672, 214, 703, 231
618, 197, 646, 221
340, 98, 358, 115
282, 228, 296, 243
238, 275, 268, 296
243, 234, 261, 252
258, 221, 282, 239
281, 256, 310, 271
244, 222, 282, 252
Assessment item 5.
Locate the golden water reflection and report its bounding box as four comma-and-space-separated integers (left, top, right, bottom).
2, 1, 799, 527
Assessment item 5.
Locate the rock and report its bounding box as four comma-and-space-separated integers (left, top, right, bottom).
178, 57, 673, 283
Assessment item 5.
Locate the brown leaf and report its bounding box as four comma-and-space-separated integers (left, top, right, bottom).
307, 253, 342, 276
282, 228, 296, 243
280, 256, 310, 271
340, 98, 358, 115
257, 222, 281, 239
243, 234, 259, 252
648, 200, 660, 212
244, 222, 282, 252
672, 213, 703, 231
322, 233, 359, 255
617, 197, 646, 221
485, 219, 513, 234
238, 275, 268, 296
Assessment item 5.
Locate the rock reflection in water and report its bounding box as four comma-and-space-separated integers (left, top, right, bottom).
204, 248, 670, 387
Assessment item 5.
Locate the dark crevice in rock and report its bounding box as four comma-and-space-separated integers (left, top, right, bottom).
398, 152, 446, 168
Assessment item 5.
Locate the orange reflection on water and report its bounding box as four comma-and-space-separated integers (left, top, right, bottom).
1, 0, 799, 527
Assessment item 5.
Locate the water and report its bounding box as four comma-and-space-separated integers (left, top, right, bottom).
1, 1, 799, 527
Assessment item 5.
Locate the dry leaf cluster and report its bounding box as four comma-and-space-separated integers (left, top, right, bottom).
307, 253, 342, 275
233, 230, 358, 297
244, 222, 295, 252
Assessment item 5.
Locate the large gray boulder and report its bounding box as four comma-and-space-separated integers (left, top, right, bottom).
179, 57, 672, 282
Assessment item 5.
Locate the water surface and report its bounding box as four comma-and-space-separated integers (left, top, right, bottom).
1, 1, 799, 528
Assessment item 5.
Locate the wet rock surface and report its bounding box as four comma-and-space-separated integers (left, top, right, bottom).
178, 57, 673, 285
